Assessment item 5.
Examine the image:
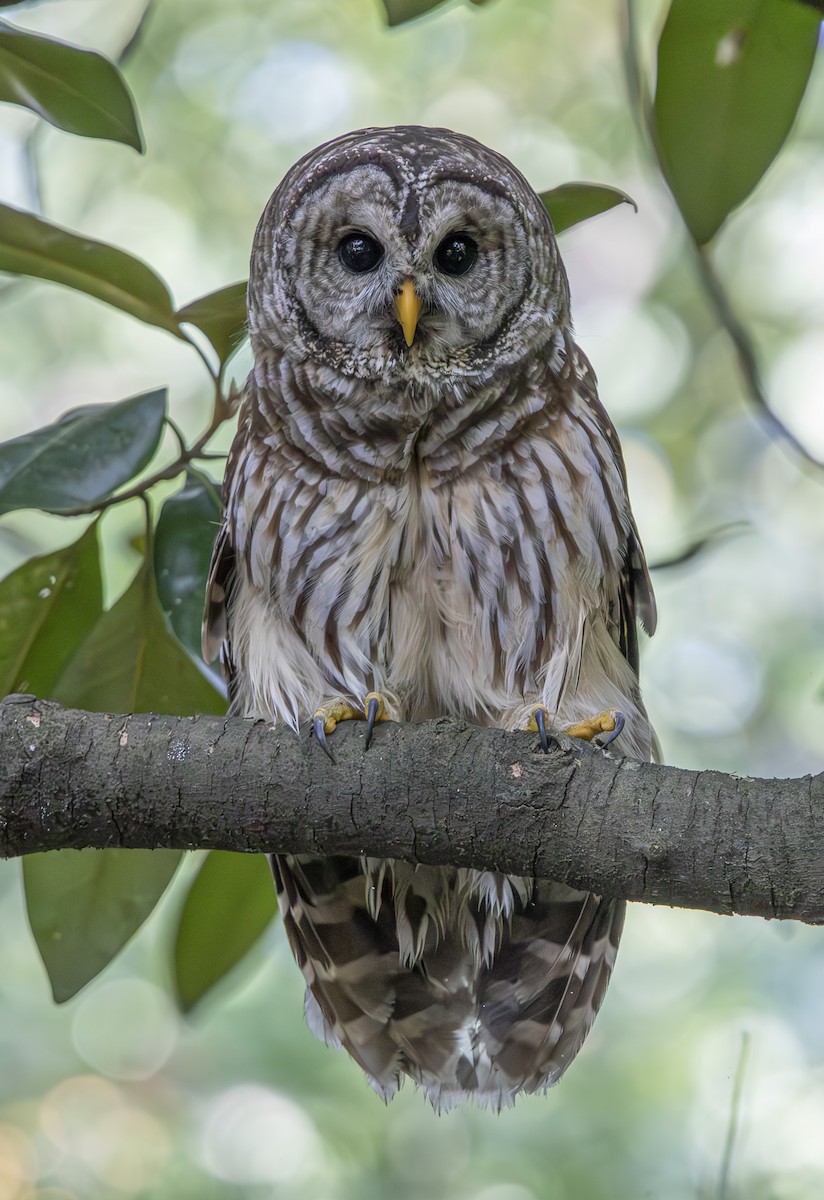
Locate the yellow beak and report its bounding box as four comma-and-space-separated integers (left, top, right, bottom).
395, 278, 421, 347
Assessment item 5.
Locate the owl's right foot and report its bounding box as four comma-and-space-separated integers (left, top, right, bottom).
526, 705, 559, 754
312, 692, 388, 759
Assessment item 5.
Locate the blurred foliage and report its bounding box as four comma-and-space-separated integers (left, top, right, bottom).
24, 847, 182, 1003
653, 0, 819, 246
0, 0, 822, 1196
0, 18, 142, 148
173, 851, 279, 1013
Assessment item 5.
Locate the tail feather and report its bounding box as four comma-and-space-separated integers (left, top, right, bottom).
271, 853, 624, 1110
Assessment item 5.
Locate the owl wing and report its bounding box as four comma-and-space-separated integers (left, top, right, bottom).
577, 353, 657, 675
613, 525, 655, 675
201, 402, 251, 699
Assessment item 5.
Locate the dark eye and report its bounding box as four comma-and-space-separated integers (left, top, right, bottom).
434, 233, 478, 277
338, 232, 383, 274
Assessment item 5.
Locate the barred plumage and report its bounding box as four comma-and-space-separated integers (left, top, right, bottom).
204, 126, 656, 1110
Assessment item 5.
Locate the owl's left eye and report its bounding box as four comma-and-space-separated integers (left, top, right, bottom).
434, 233, 478, 277
338, 233, 384, 274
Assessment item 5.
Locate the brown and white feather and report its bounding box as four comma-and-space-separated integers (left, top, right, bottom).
204, 126, 656, 1110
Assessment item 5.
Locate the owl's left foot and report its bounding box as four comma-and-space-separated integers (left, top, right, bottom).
565, 709, 625, 747
527, 705, 624, 753
312, 692, 388, 759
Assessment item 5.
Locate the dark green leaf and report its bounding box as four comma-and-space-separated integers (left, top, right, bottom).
154, 471, 222, 661
0, 522, 102, 697
0, 389, 166, 516
0, 20, 142, 150
540, 183, 638, 234
0, 205, 184, 336
24, 849, 180, 1003
173, 852, 278, 1012
382, 0, 447, 24
22, 558, 227, 1002
654, 0, 820, 245
176, 281, 247, 367
52, 553, 226, 716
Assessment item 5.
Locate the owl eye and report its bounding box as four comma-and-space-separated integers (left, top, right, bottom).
338, 233, 384, 274
434, 233, 478, 277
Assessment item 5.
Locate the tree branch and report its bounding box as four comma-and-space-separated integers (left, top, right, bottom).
1, 694, 822, 924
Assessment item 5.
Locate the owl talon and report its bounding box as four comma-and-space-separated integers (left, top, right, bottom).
364, 691, 387, 750
311, 698, 359, 761
312, 714, 336, 761
599, 710, 625, 747
535, 706, 549, 754
311, 695, 388, 756
526, 704, 555, 754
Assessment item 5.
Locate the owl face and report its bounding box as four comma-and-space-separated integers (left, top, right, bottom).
248, 127, 569, 384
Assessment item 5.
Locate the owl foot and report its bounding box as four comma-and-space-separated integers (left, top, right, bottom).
311, 692, 389, 759
565, 709, 625, 747
526, 705, 557, 754
526, 705, 625, 754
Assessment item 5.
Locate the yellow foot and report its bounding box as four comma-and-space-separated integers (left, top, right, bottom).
312, 692, 388, 759
564, 709, 624, 746
526, 705, 625, 753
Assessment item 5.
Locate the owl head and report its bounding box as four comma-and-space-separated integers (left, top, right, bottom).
247, 127, 570, 385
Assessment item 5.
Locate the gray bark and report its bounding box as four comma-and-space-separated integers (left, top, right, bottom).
1, 693, 822, 924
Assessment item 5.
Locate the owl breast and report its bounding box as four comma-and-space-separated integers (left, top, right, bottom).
373, 466, 546, 725
226, 403, 638, 743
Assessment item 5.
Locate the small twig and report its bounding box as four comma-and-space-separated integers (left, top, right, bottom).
689, 243, 821, 468
649, 522, 747, 572
715, 1031, 751, 1200
164, 415, 188, 458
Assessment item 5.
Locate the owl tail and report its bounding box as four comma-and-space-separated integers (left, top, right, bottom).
271, 854, 624, 1111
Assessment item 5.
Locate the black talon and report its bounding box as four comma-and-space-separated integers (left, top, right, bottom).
364, 695, 381, 751
312, 715, 336, 762
600, 711, 625, 748
534, 707, 550, 754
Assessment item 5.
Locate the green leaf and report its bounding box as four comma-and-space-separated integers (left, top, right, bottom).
0, 20, 142, 150
382, 0, 448, 24
176, 281, 247, 367
540, 183, 638, 234
0, 522, 102, 698
22, 557, 227, 1002
0, 389, 166, 516
0, 204, 184, 337
173, 852, 278, 1012
52, 553, 226, 716
154, 471, 222, 661
24, 849, 181, 1003
653, 0, 820, 245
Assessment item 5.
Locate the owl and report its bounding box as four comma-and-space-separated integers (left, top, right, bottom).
203, 126, 657, 1111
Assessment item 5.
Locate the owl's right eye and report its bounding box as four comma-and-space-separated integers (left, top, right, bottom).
337, 233, 384, 274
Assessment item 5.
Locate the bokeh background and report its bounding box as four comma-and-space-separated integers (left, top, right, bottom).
1, 0, 824, 1196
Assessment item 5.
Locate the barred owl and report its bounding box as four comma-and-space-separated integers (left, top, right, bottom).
203, 126, 656, 1111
